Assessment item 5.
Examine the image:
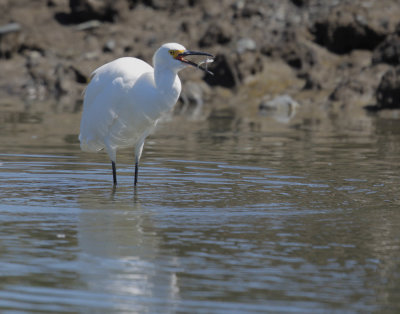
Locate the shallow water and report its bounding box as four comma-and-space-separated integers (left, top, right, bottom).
1, 105, 400, 313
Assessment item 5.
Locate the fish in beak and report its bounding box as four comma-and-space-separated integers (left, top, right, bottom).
176, 50, 214, 75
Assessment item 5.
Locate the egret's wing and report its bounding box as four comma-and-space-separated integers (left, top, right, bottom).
79, 57, 153, 153
83, 57, 153, 110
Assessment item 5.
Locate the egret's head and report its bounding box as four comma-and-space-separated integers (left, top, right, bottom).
154, 43, 214, 74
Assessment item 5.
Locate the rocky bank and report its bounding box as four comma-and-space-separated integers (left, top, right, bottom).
0, 0, 399, 117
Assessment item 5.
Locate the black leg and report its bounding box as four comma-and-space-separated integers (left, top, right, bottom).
134, 162, 138, 186
112, 161, 117, 186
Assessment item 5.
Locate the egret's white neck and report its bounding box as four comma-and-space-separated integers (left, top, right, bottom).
154, 65, 180, 94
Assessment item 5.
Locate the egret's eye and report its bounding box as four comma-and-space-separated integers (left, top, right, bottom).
169, 50, 175, 56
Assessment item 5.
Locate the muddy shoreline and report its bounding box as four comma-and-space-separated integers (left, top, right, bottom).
0, 0, 399, 118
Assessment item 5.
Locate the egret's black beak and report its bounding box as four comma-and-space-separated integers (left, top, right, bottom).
177, 50, 214, 75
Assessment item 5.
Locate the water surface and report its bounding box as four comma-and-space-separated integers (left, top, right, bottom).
1, 105, 400, 313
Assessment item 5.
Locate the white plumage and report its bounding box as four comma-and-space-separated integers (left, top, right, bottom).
79, 43, 213, 186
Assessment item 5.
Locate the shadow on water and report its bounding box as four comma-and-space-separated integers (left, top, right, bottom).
1, 103, 400, 312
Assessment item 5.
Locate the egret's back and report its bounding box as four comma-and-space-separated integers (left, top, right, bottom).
79, 57, 153, 155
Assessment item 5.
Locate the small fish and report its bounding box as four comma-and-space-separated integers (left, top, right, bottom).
198, 57, 214, 76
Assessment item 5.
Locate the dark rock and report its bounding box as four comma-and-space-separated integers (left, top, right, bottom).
69, 0, 123, 22
129, 0, 196, 11
282, 42, 316, 71
311, 5, 385, 54
290, 0, 308, 7
376, 67, 400, 109
301, 72, 322, 90
198, 22, 232, 48
327, 62, 390, 108
22, 48, 87, 104
70, 65, 88, 84
372, 28, 400, 66
261, 30, 317, 73
329, 79, 365, 102
204, 54, 238, 88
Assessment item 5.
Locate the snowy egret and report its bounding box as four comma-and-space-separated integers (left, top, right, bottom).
79, 43, 213, 186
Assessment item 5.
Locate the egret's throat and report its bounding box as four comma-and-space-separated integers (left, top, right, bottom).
153, 65, 182, 105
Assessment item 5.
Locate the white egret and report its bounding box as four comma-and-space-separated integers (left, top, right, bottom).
79, 43, 213, 186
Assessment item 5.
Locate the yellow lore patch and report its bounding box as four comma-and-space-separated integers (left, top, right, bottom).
169, 49, 185, 59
